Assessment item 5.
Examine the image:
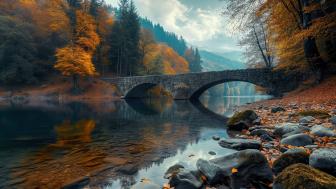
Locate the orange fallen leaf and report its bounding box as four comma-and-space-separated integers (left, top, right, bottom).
201, 175, 207, 181
231, 168, 238, 174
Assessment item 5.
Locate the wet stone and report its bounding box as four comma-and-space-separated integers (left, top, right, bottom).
271, 106, 286, 113
219, 138, 261, 150
212, 136, 220, 141
309, 148, 336, 176
310, 125, 335, 137
209, 151, 216, 156
273, 123, 301, 137
280, 134, 313, 147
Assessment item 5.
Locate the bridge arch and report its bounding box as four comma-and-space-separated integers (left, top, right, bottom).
189, 79, 270, 99
124, 83, 158, 98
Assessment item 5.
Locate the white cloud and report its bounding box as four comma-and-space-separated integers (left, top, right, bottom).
105, 0, 241, 53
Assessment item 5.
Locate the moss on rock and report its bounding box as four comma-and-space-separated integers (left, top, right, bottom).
298, 110, 331, 119
227, 110, 258, 130
274, 164, 336, 189
273, 150, 309, 175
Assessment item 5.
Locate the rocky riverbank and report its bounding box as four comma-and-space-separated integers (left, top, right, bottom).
163, 78, 336, 189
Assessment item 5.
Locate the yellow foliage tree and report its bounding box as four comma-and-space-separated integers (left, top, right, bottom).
260, 0, 336, 77
54, 10, 100, 93
74, 10, 100, 52
36, 0, 71, 36
142, 44, 189, 75
55, 45, 96, 91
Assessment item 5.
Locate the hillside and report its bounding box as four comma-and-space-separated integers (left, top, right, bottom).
200, 50, 246, 71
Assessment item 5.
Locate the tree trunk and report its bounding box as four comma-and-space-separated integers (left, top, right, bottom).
72, 74, 80, 94
302, 0, 327, 82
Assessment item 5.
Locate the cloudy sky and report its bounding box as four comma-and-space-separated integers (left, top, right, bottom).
105, 0, 241, 53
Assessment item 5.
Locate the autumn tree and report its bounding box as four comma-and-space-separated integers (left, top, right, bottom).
139, 29, 156, 65
54, 3, 100, 93
224, 0, 336, 80
260, 0, 336, 79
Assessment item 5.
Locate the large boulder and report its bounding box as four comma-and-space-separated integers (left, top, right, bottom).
309, 148, 336, 176
273, 164, 336, 189
227, 110, 258, 131
310, 125, 335, 137
272, 148, 310, 175
219, 138, 261, 150
196, 159, 227, 186
197, 150, 273, 188
280, 134, 313, 147
273, 123, 301, 137
169, 170, 204, 189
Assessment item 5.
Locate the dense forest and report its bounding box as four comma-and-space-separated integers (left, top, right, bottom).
224, 0, 336, 81
0, 0, 202, 91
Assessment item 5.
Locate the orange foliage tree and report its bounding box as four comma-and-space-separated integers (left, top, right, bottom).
260, 0, 336, 79
141, 43, 190, 75
54, 9, 100, 93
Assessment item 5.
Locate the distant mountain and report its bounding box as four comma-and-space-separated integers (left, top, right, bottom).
200, 50, 246, 71
219, 51, 244, 63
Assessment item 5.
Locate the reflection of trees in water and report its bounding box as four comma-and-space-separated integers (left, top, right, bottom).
1, 100, 224, 189
10, 119, 111, 189
53, 119, 96, 146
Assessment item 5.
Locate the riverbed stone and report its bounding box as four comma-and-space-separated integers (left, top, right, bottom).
227, 110, 258, 131
252, 118, 261, 125
309, 148, 336, 176
209, 151, 216, 156
282, 125, 310, 138
299, 116, 315, 125
273, 123, 301, 137
260, 134, 274, 142
331, 116, 336, 125
271, 106, 286, 113
212, 136, 220, 141
219, 138, 261, 150
310, 125, 335, 137
197, 150, 273, 188
250, 129, 270, 137
169, 170, 204, 189
273, 164, 336, 189
272, 148, 310, 175
164, 164, 185, 179
196, 159, 225, 185
281, 134, 313, 147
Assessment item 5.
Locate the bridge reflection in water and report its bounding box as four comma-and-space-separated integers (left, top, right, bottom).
0, 95, 270, 189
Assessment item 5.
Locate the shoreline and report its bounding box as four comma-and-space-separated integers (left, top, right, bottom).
164, 77, 336, 189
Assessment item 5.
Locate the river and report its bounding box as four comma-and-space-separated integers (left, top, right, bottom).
0, 95, 270, 189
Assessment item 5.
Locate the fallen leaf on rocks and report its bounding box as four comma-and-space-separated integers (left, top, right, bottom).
231, 168, 238, 174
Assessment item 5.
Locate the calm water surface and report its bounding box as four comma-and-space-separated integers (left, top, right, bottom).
0, 96, 270, 189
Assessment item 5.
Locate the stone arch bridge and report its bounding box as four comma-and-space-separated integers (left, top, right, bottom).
102, 68, 274, 100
